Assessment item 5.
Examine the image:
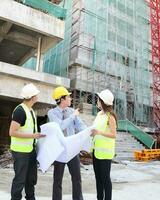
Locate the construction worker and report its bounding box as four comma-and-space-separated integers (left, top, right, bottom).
91, 89, 117, 200
9, 83, 45, 200
48, 86, 86, 200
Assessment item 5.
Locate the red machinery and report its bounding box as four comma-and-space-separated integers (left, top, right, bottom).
149, 0, 160, 134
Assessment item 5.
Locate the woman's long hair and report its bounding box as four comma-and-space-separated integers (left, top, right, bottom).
98, 97, 117, 124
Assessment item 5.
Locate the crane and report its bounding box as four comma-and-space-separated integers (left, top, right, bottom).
149, 0, 160, 144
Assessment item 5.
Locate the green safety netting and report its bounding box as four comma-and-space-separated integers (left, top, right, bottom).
23, 0, 152, 126
19, 0, 66, 19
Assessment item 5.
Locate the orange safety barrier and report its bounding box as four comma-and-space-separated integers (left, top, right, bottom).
134, 149, 160, 162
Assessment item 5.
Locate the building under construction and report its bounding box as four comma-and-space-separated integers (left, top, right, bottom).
0, 0, 157, 159
43, 0, 152, 127
0, 0, 68, 154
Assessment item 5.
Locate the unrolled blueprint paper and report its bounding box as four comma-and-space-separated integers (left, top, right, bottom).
37, 122, 94, 172
37, 122, 65, 173
56, 126, 93, 163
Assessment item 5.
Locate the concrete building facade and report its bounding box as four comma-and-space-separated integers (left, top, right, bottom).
44, 0, 152, 127
0, 0, 69, 152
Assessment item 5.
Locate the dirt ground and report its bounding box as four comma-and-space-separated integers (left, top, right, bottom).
0, 161, 160, 200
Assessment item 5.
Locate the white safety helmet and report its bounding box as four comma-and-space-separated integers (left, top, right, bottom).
97, 89, 114, 106
21, 83, 40, 99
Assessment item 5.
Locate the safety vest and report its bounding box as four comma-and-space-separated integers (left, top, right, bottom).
92, 111, 115, 159
10, 103, 37, 153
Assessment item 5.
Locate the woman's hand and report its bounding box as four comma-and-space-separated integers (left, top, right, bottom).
79, 150, 89, 156
91, 129, 101, 136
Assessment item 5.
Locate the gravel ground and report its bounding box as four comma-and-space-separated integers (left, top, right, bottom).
0, 161, 160, 200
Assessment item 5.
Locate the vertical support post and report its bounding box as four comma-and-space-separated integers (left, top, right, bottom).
92, 37, 96, 115
36, 37, 42, 72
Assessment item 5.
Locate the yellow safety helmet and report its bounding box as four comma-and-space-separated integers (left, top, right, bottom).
52, 86, 71, 100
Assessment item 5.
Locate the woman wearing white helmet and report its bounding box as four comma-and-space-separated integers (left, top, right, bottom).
91, 89, 117, 200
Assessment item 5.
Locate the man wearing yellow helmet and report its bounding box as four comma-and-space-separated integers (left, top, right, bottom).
48, 86, 86, 200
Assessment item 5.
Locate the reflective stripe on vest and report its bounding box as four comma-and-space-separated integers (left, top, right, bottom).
10, 103, 37, 153
11, 140, 33, 146
92, 111, 115, 159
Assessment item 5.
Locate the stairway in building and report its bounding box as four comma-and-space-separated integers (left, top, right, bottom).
115, 131, 144, 161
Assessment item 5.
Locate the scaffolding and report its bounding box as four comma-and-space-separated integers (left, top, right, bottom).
24, 0, 153, 126
43, 0, 72, 77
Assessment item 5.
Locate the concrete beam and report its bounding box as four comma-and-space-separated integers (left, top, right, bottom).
0, 0, 65, 39
41, 36, 61, 53
0, 21, 12, 43
0, 31, 38, 48
0, 62, 70, 105
0, 61, 70, 88
0, 74, 55, 105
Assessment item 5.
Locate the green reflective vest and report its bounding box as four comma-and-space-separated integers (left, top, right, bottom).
92, 111, 115, 159
10, 103, 37, 153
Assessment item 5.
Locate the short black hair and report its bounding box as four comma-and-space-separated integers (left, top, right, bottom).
56, 95, 67, 105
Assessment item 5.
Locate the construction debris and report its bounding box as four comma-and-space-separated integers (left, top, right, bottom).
0, 148, 13, 168
134, 149, 160, 162
80, 151, 92, 165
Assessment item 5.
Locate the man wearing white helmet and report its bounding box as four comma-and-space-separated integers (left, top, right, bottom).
9, 83, 45, 200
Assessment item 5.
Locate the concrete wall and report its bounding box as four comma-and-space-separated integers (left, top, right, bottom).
0, 61, 70, 105
0, 0, 65, 65
0, 0, 65, 39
